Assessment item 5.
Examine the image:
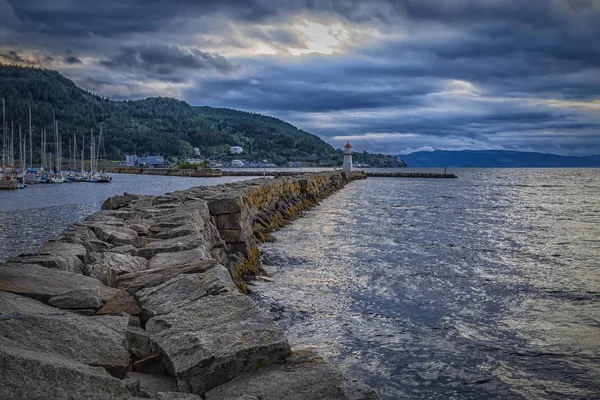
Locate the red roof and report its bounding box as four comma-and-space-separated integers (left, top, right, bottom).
344, 141, 352, 149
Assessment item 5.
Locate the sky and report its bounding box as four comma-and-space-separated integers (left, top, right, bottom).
1, 0, 599, 155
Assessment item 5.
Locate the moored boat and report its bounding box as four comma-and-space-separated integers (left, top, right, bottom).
0, 165, 19, 190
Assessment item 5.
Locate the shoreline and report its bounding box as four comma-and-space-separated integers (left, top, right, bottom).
0, 171, 379, 399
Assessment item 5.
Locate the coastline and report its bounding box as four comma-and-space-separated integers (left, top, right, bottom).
0, 171, 379, 399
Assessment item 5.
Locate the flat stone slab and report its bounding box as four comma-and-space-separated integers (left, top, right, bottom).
87, 252, 148, 286
145, 292, 290, 395
205, 351, 379, 400
134, 235, 204, 259
127, 372, 178, 398
115, 260, 217, 294
7, 252, 84, 274
0, 342, 133, 400
148, 247, 209, 270
48, 288, 103, 309
137, 264, 236, 320
0, 262, 120, 302
0, 312, 130, 378
0, 291, 63, 315
90, 224, 139, 246
40, 241, 88, 262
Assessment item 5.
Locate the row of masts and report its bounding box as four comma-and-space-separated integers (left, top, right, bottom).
1, 99, 105, 172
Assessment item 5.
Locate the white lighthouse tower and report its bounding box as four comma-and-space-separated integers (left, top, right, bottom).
343, 141, 353, 171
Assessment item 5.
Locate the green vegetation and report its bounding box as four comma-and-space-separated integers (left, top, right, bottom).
0, 65, 407, 167
178, 160, 210, 170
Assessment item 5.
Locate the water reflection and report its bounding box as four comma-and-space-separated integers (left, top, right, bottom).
253, 168, 600, 400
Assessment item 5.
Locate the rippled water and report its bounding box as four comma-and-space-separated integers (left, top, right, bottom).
0, 173, 252, 261
252, 169, 600, 400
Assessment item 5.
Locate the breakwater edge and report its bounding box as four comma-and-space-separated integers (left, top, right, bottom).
0, 171, 379, 399
105, 166, 458, 179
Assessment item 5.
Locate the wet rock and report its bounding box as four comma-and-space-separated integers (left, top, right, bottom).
91, 225, 139, 246
0, 342, 133, 400
48, 288, 103, 309
40, 241, 88, 262
145, 292, 290, 395
7, 252, 84, 274
147, 247, 210, 270
137, 264, 236, 320
115, 259, 217, 294
127, 372, 178, 398
0, 313, 131, 378
96, 290, 141, 316
0, 262, 120, 302
0, 291, 63, 315
205, 351, 379, 400
88, 252, 148, 286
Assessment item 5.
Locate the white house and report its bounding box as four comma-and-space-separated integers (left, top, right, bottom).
230, 146, 243, 155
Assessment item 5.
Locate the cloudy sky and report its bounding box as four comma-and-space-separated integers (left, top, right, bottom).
1, 0, 599, 155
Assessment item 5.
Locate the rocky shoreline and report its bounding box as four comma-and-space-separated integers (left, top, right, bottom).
0, 171, 379, 399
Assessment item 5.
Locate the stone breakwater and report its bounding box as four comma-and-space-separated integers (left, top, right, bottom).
0, 171, 378, 400
106, 166, 222, 177
105, 167, 459, 179
364, 171, 458, 178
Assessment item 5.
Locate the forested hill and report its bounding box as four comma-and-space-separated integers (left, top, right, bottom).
0, 65, 406, 167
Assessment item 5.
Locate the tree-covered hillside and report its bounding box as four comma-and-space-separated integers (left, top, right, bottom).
0, 65, 406, 167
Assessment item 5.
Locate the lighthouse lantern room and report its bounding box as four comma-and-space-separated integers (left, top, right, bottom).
343, 141, 353, 171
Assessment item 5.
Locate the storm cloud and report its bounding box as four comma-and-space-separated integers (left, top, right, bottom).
1, 0, 599, 155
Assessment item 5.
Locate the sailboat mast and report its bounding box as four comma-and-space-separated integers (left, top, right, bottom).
82, 132, 85, 173
1, 98, 5, 166
18, 124, 22, 169
29, 105, 32, 168
55, 120, 59, 172
21, 124, 25, 168
90, 130, 94, 175
11, 121, 14, 165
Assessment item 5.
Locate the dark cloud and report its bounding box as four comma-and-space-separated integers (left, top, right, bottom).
0, 49, 53, 65
2, 0, 600, 154
64, 55, 81, 64
0, 49, 25, 64
99, 44, 238, 79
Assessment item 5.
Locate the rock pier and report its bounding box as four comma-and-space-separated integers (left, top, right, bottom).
0, 171, 378, 400
105, 166, 458, 179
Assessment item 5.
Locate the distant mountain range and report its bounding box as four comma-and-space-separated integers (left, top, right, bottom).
398, 150, 600, 167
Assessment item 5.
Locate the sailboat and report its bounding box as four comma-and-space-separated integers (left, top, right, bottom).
89, 126, 111, 183
48, 114, 66, 183
24, 107, 41, 184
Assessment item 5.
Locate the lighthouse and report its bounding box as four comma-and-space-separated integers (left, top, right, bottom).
343, 141, 353, 171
